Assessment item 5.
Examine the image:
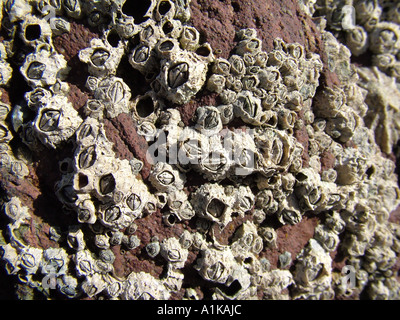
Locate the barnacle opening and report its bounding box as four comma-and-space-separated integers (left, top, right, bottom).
136, 95, 155, 118
122, 0, 151, 24
25, 24, 41, 41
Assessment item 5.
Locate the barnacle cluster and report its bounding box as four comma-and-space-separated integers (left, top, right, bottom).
0, 0, 400, 300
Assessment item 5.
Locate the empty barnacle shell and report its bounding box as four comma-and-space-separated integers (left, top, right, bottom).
130, 91, 163, 123
190, 183, 235, 227
19, 14, 52, 47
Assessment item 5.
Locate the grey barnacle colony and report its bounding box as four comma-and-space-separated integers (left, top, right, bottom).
2, 0, 400, 301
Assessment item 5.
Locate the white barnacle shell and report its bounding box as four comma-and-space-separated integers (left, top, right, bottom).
3, 196, 31, 226
190, 183, 235, 227
18, 246, 43, 275
91, 76, 131, 118
155, 50, 208, 105
163, 268, 184, 292
81, 272, 107, 298
167, 190, 194, 220
75, 197, 97, 224
94, 234, 110, 250
0, 243, 21, 275
0, 60, 13, 86
206, 74, 226, 94
56, 274, 79, 298
232, 185, 255, 216
314, 225, 340, 252
122, 271, 170, 300
160, 237, 188, 269
159, 17, 183, 39
292, 239, 332, 298
194, 106, 222, 137
20, 47, 69, 88
79, 38, 125, 77
369, 22, 400, 55
258, 226, 277, 249
149, 162, 186, 192
130, 91, 164, 123
236, 37, 263, 56
233, 90, 267, 126
129, 42, 158, 76
179, 25, 200, 51
74, 249, 96, 277
277, 194, 302, 225
231, 221, 263, 257
5, 0, 33, 23
40, 248, 69, 276
33, 95, 82, 149
67, 226, 86, 251
19, 14, 52, 47
346, 26, 369, 57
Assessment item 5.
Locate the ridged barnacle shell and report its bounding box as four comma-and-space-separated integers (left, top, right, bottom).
179, 25, 200, 51
18, 246, 43, 275
79, 38, 125, 77
5, 0, 33, 23
190, 183, 235, 227
33, 95, 82, 149
130, 91, 163, 123
167, 190, 195, 220
0, 59, 13, 86
177, 126, 207, 167
81, 273, 108, 298
40, 248, 69, 276
231, 221, 263, 257
75, 197, 97, 224
255, 128, 297, 171
122, 271, 170, 300
236, 37, 263, 56
74, 249, 96, 277
129, 41, 158, 75
149, 162, 186, 192
206, 74, 226, 94
354, 0, 382, 31
259, 226, 277, 248
20, 47, 69, 88
346, 26, 369, 57
194, 106, 222, 136
3, 197, 31, 225
194, 137, 231, 181
0, 243, 20, 275
194, 246, 236, 284
90, 76, 131, 119
325, 109, 358, 143
277, 194, 302, 225
155, 50, 208, 105
67, 226, 86, 251
160, 237, 188, 269
233, 90, 267, 126
19, 14, 52, 47
61, 0, 83, 19
292, 239, 332, 298
314, 225, 340, 252
369, 22, 400, 55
